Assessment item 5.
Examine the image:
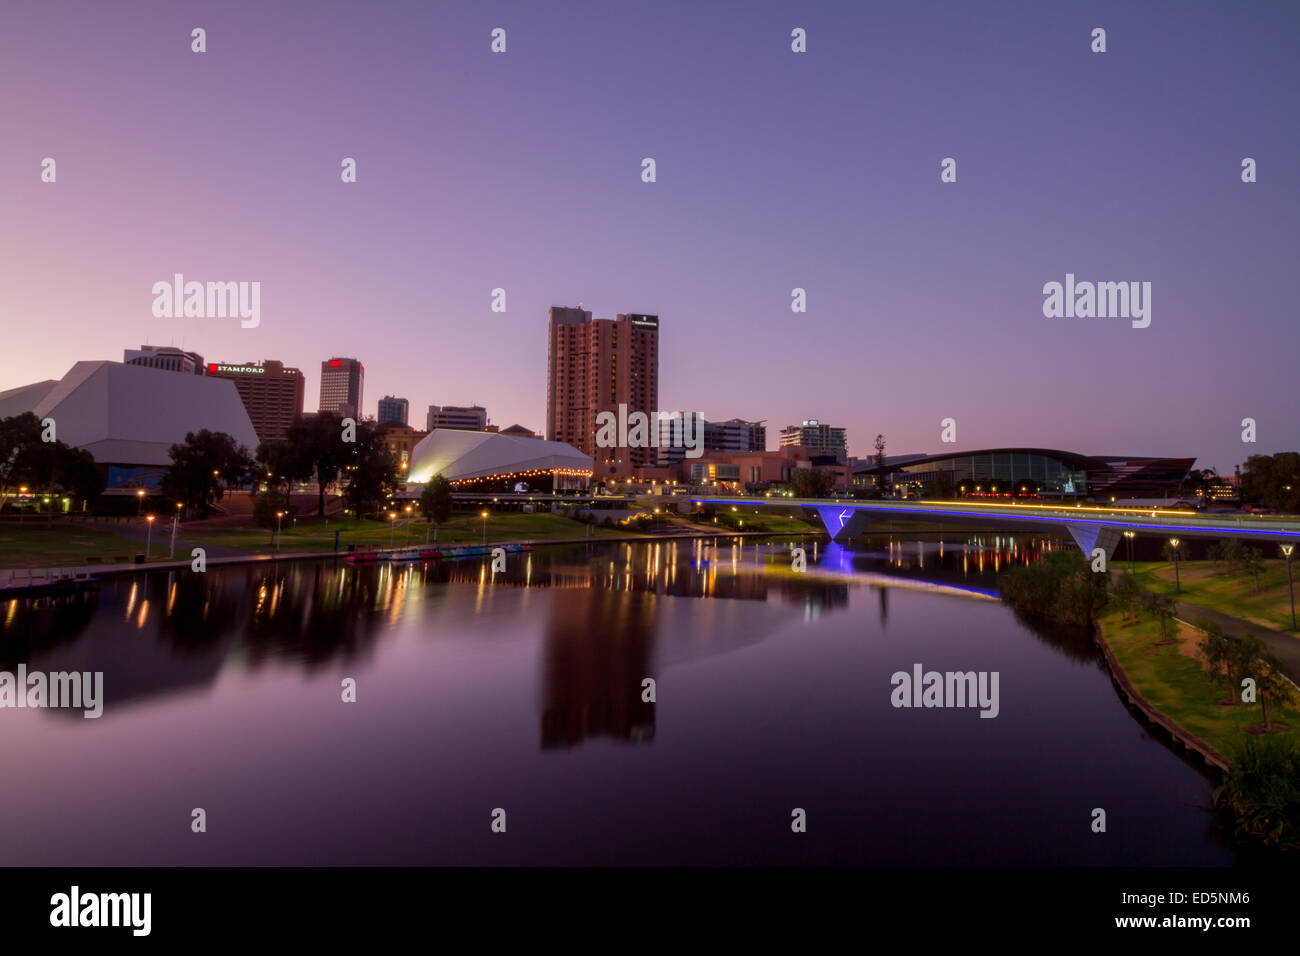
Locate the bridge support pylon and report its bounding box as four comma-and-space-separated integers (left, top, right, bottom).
1064, 524, 1121, 565
817, 507, 872, 543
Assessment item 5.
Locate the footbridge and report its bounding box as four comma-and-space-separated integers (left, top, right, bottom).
689, 496, 1300, 561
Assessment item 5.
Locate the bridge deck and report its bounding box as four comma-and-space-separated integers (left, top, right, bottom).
689, 496, 1300, 542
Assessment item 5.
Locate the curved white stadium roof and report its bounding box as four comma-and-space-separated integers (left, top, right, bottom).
407, 429, 592, 483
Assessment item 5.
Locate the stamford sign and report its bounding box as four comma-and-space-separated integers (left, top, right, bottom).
208, 364, 264, 374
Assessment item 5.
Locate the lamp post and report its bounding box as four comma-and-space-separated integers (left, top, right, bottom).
145, 514, 155, 561
404, 505, 413, 546
1282, 544, 1296, 631
1169, 537, 1181, 594
136, 488, 145, 516
389, 511, 397, 549
1123, 530, 1136, 573
170, 502, 182, 558
275, 511, 285, 553
481, 510, 489, 546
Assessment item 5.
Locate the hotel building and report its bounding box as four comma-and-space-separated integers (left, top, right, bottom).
206, 360, 306, 444
546, 306, 659, 479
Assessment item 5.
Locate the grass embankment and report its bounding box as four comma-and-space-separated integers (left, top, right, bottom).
1133, 559, 1298, 633
0, 524, 179, 569
0, 513, 637, 568
1098, 607, 1300, 755
180, 512, 640, 554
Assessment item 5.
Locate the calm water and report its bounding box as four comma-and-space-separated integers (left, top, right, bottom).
0, 535, 1234, 865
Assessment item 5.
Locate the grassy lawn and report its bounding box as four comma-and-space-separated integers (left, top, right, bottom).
175, 511, 641, 555
1099, 606, 1300, 757
1134, 560, 1299, 633
0, 524, 181, 569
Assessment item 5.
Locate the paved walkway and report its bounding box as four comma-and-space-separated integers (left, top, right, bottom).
1111, 569, 1300, 683
1170, 600, 1300, 684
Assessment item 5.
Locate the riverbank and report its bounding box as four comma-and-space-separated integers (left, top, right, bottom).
1095, 606, 1300, 768
0, 526, 811, 588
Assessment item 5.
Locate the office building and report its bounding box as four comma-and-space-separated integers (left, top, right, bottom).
704, 418, 766, 453
375, 424, 427, 473
123, 345, 205, 375
206, 360, 306, 444
377, 396, 409, 427
779, 420, 847, 462
319, 357, 364, 419
546, 306, 659, 478
426, 404, 488, 432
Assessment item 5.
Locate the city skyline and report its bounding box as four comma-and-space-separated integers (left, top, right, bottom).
1, 1, 1297, 473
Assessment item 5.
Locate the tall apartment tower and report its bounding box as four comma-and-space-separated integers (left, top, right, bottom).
206, 360, 306, 443
319, 357, 364, 419
546, 307, 659, 478
377, 396, 409, 427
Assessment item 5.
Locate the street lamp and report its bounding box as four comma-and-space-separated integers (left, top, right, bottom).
170, 502, 182, 558
404, 505, 413, 546
145, 514, 155, 560
1282, 544, 1296, 631
388, 511, 398, 548
1169, 538, 1181, 594
1123, 530, 1136, 573
275, 511, 285, 553
136, 488, 145, 516
481, 510, 489, 546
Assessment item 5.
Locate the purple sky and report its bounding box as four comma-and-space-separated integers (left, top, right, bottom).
1, 0, 1296, 471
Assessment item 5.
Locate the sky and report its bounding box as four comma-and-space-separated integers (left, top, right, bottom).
0, 0, 1296, 472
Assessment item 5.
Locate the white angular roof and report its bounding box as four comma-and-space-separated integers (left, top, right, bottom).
407, 428, 592, 483
2, 361, 258, 466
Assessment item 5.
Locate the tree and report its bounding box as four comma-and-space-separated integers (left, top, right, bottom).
1206, 541, 1223, 570
1240, 453, 1300, 513
1114, 572, 1142, 624
160, 430, 254, 515
1251, 651, 1295, 732
256, 438, 310, 496
1240, 546, 1264, 593
0, 413, 104, 517
1228, 633, 1268, 708
790, 467, 833, 498
285, 413, 349, 517
873, 434, 888, 492
419, 474, 453, 543
340, 419, 401, 518
1142, 591, 1178, 642
0, 413, 46, 498
1199, 623, 1239, 702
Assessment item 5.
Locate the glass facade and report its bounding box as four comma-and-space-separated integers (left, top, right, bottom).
897, 452, 1088, 495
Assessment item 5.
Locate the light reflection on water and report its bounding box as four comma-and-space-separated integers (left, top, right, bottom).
0, 534, 1234, 865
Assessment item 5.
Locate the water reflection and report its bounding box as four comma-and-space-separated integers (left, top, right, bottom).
0, 534, 1082, 716
0, 532, 1236, 865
